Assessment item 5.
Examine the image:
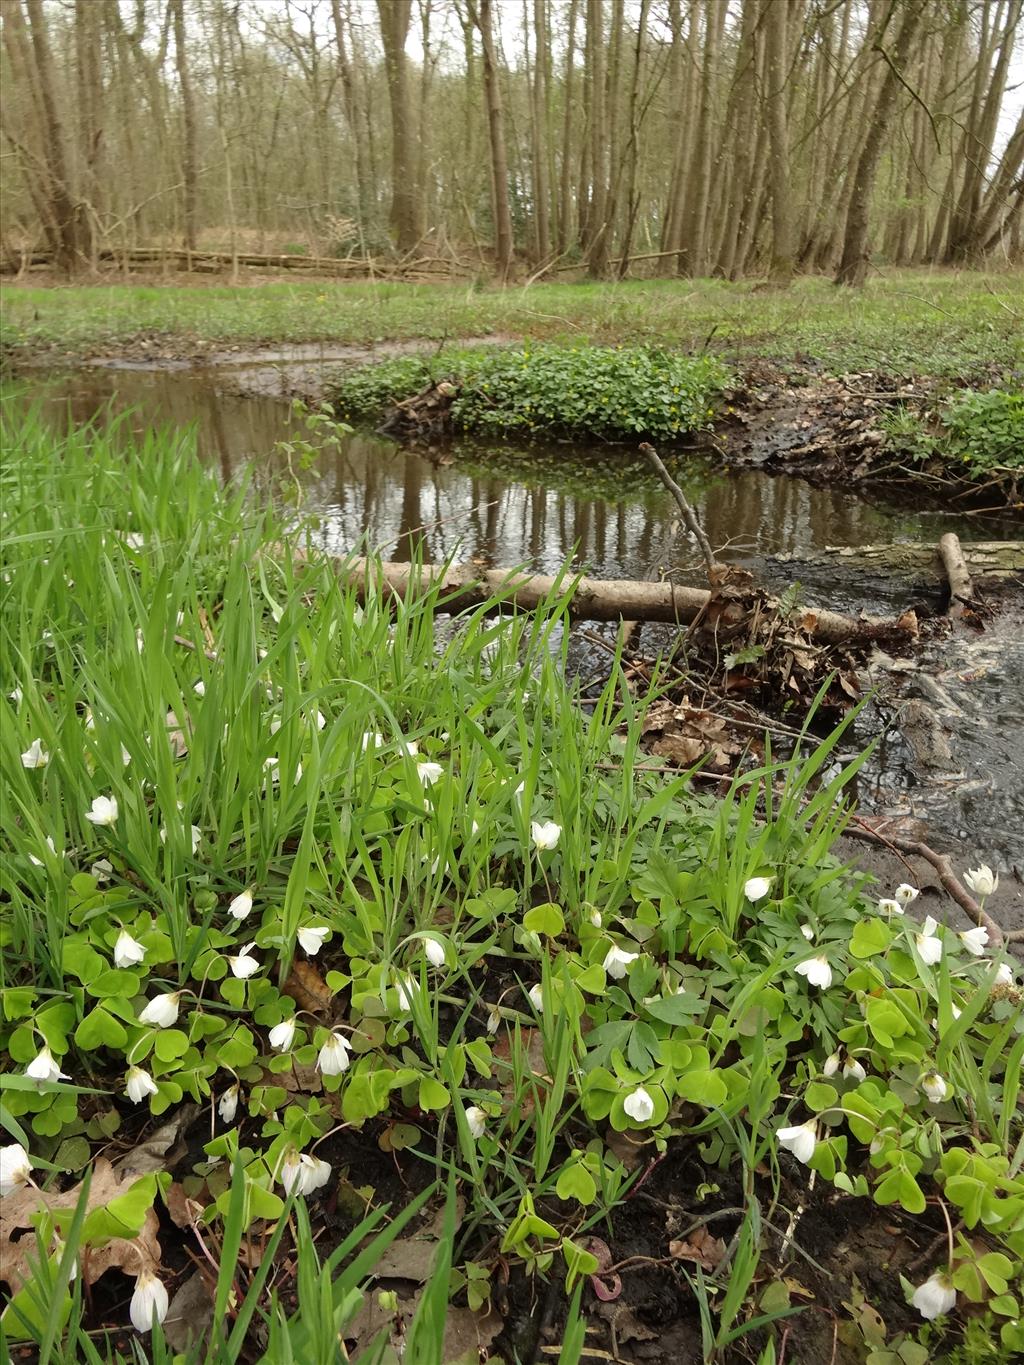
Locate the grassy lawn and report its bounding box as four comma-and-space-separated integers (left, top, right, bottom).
3, 269, 1022, 376
2, 399, 1022, 1359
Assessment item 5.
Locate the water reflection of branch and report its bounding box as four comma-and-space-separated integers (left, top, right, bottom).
374, 498, 503, 556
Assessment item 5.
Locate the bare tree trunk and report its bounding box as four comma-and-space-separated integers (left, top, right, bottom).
835, 0, 926, 286
557, 0, 580, 253
171, 0, 198, 254
530, 0, 551, 262
469, 0, 513, 279
583, 0, 610, 275
763, 0, 795, 284
376, 0, 422, 253
18, 0, 89, 272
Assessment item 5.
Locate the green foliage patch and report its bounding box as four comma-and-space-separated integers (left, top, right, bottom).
882, 387, 1023, 478
330, 343, 732, 441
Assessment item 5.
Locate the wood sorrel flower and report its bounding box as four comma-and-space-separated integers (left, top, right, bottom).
776, 1119, 817, 1164
129, 1269, 169, 1333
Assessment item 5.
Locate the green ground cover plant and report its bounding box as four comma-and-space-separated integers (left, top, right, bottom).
882, 388, 1024, 479
1, 401, 1022, 1362
330, 343, 731, 441
2, 270, 1021, 377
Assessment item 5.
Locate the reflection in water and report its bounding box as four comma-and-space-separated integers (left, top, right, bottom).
15, 365, 1024, 864
28, 367, 975, 611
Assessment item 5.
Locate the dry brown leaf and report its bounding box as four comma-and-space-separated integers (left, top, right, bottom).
371, 1197, 465, 1283
668, 1224, 728, 1270
283, 959, 333, 1014
114, 1104, 198, 1180
1, 1158, 161, 1292
163, 1270, 217, 1354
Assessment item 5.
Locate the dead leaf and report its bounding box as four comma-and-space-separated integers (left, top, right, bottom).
283, 959, 333, 1014
1, 1158, 161, 1292
163, 1270, 217, 1354
668, 1224, 727, 1270
114, 1104, 198, 1179
371, 1197, 465, 1283
343, 1286, 500, 1362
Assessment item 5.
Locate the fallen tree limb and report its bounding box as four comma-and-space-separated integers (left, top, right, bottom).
336, 557, 918, 646
770, 541, 1024, 582
939, 532, 973, 619
845, 819, 1004, 947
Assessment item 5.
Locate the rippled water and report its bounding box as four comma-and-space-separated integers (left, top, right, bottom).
15, 364, 1024, 864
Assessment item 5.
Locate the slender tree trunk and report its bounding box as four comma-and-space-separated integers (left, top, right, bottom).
835, 0, 926, 286
557, 0, 579, 253
471, 0, 513, 278
376, 0, 423, 253
764, 0, 795, 284
530, 0, 551, 262
171, 0, 198, 254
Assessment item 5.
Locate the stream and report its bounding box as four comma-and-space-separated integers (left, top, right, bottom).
13, 361, 1024, 869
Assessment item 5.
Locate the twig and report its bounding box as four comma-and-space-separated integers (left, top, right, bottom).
841, 823, 1005, 946
639, 442, 720, 577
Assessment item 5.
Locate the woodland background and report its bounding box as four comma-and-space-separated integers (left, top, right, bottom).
1, 0, 1022, 286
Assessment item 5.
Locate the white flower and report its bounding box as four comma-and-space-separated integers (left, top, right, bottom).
29, 835, 58, 867
959, 926, 989, 956
895, 883, 920, 907
228, 890, 253, 920
603, 945, 639, 979
91, 857, 113, 882
531, 820, 561, 851
416, 760, 444, 786
129, 1268, 169, 1333
21, 738, 50, 768
228, 942, 260, 979
424, 937, 446, 967
777, 1119, 817, 1164
822, 1052, 841, 1077
400, 740, 420, 757
915, 916, 943, 966
114, 929, 146, 968
963, 864, 998, 898
799, 924, 814, 941
395, 973, 420, 1011
744, 875, 772, 902
589, 909, 602, 928
268, 1018, 297, 1051
135, 628, 145, 654
311, 709, 326, 731
911, 1272, 956, 1320
296, 925, 329, 955
280, 1148, 332, 1197
122, 532, 145, 550
138, 992, 181, 1028
843, 1057, 867, 1082
921, 1071, 948, 1104
794, 955, 832, 989
85, 794, 118, 826
317, 1032, 352, 1076
125, 1066, 159, 1104
877, 898, 903, 917
514, 780, 526, 802
0, 1143, 33, 1196
464, 1104, 487, 1139
193, 680, 206, 697
528, 983, 544, 1012
25, 1046, 68, 1083
361, 731, 384, 752
991, 960, 1014, 986
623, 1086, 655, 1123
486, 1007, 501, 1034
218, 1084, 240, 1124
8, 686, 23, 704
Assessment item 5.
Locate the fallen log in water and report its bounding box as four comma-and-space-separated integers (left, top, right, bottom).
770, 541, 1024, 582
338, 558, 917, 646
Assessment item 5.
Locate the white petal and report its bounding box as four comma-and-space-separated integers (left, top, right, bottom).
464, 1104, 487, 1139
958, 927, 989, 956
622, 1086, 655, 1122
129, 1270, 169, 1332
744, 876, 772, 902
777, 1120, 817, 1164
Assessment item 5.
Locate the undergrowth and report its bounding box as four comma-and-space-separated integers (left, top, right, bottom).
1, 402, 1022, 1363
881, 387, 1024, 478
330, 343, 732, 441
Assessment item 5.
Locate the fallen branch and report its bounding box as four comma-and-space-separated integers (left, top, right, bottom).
332, 557, 919, 646
938, 532, 973, 619
639, 441, 720, 576
845, 821, 1004, 947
